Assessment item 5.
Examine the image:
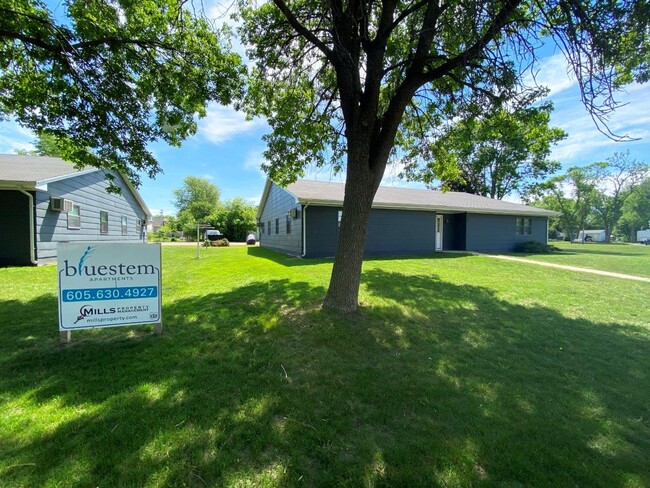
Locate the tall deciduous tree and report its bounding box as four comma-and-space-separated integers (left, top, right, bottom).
210, 197, 257, 241
616, 179, 650, 241
587, 152, 649, 242
172, 176, 221, 222
418, 92, 566, 199
240, 0, 649, 312
1, 0, 244, 188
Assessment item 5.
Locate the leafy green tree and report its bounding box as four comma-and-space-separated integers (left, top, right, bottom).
172, 176, 221, 221
210, 198, 257, 242
420, 92, 566, 199
1, 0, 244, 188
585, 152, 649, 242
529, 167, 599, 242
240, 0, 648, 311
616, 179, 650, 241
15, 132, 67, 158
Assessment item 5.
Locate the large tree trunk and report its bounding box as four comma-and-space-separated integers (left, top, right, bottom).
323, 144, 384, 312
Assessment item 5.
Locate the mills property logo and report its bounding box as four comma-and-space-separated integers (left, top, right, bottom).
63, 245, 156, 278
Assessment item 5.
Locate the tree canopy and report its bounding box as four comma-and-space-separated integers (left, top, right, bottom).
240, 0, 649, 311
1, 0, 244, 188
418, 92, 567, 199
172, 176, 221, 222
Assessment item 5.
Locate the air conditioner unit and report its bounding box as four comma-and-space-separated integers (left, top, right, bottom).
289, 208, 298, 219
50, 197, 74, 212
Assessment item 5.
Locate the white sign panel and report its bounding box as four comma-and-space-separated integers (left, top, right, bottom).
58, 243, 162, 331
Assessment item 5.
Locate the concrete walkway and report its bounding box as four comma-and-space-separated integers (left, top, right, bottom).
484, 254, 650, 283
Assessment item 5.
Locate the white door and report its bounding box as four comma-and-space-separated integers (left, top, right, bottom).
435, 215, 443, 251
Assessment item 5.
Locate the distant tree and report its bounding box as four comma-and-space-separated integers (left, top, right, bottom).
529, 167, 599, 241
210, 198, 257, 241
616, 179, 650, 241
15, 132, 67, 158
172, 176, 221, 222
1, 0, 244, 189
419, 92, 566, 199
586, 153, 649, 242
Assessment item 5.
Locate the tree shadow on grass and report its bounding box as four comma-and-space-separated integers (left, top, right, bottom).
1, 272, 649, 487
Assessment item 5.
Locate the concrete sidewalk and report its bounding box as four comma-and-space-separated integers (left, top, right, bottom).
484, 254, 650, 283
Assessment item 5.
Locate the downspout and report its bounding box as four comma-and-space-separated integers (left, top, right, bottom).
17, 186, 37, 265
301, 203, 309, 257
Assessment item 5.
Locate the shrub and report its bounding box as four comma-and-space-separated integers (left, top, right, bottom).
513, 240, 560, 254
211, 238, 230, 247
202, 240, 212, 247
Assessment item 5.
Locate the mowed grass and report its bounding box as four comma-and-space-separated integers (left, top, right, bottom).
1, 246, 649, 487
511, 241, 650, 278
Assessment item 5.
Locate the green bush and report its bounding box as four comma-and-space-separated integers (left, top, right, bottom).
211, 238, 230, 247
513, 240, 560, 253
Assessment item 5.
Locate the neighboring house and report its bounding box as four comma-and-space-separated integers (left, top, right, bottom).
0, 155, 152, 266
577, 230, 607, 242
636, 229, 650, 242
257, 179, 558, 257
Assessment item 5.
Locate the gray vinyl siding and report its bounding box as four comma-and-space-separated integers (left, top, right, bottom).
0, 190, 33, 266
464, 214, 547, 253
305, 206, 436, 257
35, 171, 147, 260
258, 182, 302, 255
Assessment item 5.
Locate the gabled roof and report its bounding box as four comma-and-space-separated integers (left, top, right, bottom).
0, 154, 152, 218
0, 155, 98, 185
258, 179, 558, 217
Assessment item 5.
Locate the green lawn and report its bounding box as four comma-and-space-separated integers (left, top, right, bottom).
1, 246, 649, 487
511, 241, 650, 278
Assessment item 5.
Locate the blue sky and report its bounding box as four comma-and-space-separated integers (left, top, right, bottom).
1, 7, 649, 216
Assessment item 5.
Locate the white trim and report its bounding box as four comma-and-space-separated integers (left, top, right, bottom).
35, 168, 101, 188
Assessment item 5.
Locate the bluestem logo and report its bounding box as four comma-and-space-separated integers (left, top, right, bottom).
78, 245, 94, 275
62, 247, 156, 277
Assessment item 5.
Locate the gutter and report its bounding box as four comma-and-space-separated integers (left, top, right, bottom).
17, 186, 37, 265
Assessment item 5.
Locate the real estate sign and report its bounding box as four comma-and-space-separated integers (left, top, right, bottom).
58, 243, 162, 331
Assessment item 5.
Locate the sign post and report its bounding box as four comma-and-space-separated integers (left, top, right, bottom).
57, 243, 162, 343
196, 224, 213, 259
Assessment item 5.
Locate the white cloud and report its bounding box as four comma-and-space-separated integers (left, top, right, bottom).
243, 148, 267, 175
523, 53, 577, 98
0, 121, 35, 153
200, 173, 215, 180
197, 104, 265, 144
550, 82, 650, 165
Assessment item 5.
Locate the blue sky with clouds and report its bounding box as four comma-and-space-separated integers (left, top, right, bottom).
1, 5, 648, 216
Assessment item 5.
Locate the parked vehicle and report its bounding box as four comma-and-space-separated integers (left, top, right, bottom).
246, 234, 256, 245
205, 230, 224, 241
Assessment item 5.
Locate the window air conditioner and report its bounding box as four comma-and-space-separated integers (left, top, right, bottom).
50, 197, 74, 212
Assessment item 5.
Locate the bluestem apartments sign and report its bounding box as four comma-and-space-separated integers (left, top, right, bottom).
58, 243, 162, 331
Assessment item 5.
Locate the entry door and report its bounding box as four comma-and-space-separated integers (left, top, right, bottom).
435, 215, 443, 251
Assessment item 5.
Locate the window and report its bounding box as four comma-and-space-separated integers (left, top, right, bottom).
100, 211, 109, 235
121, 216, 128, 235
135, 218, 142, 232
275, 218, 279, 234
67, 204, 81, 229
286, 215, 291, 234
338, 210, 343, 228
515, 217, 532, 236
268, 220, 271, 235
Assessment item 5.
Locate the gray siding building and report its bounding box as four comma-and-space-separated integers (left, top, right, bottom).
257, 179, 557, 258
1, 155, 152, 266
